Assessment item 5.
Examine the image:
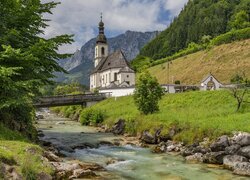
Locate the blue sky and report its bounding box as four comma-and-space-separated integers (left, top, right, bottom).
42, 0, 188, 53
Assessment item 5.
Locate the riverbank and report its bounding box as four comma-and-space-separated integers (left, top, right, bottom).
41, 109, 248, 179
71, 90, 250, 177
0, 123, 54, 179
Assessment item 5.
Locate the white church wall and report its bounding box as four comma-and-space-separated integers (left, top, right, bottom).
119, 72, 135, 86
99, 68, 121, 87
99, 87, 135, 97
200, 75, 222, 91
161, 85, 176, 93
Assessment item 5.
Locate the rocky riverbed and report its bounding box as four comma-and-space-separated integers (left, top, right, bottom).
36, 109, 250, 179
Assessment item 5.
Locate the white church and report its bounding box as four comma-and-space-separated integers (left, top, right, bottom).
90, 16, 136, 93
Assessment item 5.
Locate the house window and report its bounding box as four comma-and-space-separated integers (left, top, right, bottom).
127, 75, 129, 78
114, 73, 118, 81
101, 47, 105, 56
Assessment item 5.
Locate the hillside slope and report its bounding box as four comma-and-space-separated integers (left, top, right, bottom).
148, 39, 250, 85
81, 90, 250, 144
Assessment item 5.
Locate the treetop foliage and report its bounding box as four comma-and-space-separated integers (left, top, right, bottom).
137, 0, 250, 61
134, 71, 164, 115
0, 0, 73, 133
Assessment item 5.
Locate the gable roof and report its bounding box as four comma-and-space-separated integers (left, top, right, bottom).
118, 66, 135, 73
91, 50, 130, 74
201, 73, 222, 84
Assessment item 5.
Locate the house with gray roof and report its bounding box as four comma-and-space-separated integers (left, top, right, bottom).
90, 16, 135, 91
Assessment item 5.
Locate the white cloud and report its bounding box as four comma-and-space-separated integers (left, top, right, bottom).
41, 0, 187, 53
162, 0, 188, 17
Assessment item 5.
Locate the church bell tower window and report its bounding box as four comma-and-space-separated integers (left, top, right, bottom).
101, 47, 105, 56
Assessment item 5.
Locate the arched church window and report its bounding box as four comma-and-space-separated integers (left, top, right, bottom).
101, 47, 105, 56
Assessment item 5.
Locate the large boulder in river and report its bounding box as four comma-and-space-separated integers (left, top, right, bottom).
233, 162, 250, 176
223, 155, 248, 169
185, 153, 204, 163
210, 135, 229, 152
112, 119, 125, 135
203, 151, 227, 164
225, 144, 241, 155
232, 132, 250, 146
237, 145, 250, 158
141, 130, 155, 144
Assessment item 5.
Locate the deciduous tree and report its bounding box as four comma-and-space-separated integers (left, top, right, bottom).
134, 71, 164, 115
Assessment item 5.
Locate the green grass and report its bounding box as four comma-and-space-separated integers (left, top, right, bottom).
85, 90, 250, 144
0, 124, 53, 179
51, 105, 82, 120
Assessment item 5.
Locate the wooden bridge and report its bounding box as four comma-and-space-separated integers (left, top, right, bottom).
33, 93, 107, 108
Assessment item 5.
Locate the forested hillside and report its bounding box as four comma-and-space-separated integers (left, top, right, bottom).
138, 0, 250, 60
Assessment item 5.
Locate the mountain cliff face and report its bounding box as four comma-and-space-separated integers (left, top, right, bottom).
56, 31, 158, 85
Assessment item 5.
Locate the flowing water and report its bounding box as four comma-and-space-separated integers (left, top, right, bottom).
37, 109, 248, 180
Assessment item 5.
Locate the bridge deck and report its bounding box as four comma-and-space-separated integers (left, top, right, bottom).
33, 93, 107, 108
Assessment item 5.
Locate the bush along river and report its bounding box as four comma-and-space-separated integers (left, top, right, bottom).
36, 109, 250, 180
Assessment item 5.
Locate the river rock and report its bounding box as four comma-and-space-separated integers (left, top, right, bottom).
70, 169, 97, 179
40, 140, 52, 147
36, 114, 44, 120
51, 162, 81, 173
0, 163, 22, 180
99, 141, 114, 146
223, 155, 248, 169
237, 145, 250, 158
210, 135, 229, 152
225, 144, 241, 155
37, 172, 52, 180
112, 119, 125, 135
57, 145, 74, 153
56, 121, 65, 125
153, 142, 166, 153
182, 145, 210, 156
185, 153, 204, 163
37, 131, 45, 137
232, 132, 250, 146
43, 151, 61, 162
233, 162, 250, 176
203, 151, 227, 164
71, 142, 98, 150
141, 130, 156, 144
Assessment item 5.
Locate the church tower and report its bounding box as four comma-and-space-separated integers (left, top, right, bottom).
94, 14, 108, 67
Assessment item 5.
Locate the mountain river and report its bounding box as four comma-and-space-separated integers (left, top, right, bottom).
36, 109, 248, 180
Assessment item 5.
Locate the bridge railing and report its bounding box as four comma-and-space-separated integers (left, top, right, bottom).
33, 93, 111, 107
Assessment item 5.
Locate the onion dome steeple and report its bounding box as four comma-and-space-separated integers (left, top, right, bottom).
96, 13, 107, 44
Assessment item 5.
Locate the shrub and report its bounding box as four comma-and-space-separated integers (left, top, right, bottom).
80, 108, 105, 125
175, 80, 181, 85
211, 27, 250, 46
134, 71, 164, 114
80, 108, 93, 125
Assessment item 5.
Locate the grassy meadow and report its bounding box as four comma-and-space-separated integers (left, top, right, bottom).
148, 39, 250, 85
86, 90, 250, 144
0, 124, 53, 179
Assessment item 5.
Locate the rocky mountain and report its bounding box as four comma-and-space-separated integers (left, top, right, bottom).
55, 31, 158, 86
